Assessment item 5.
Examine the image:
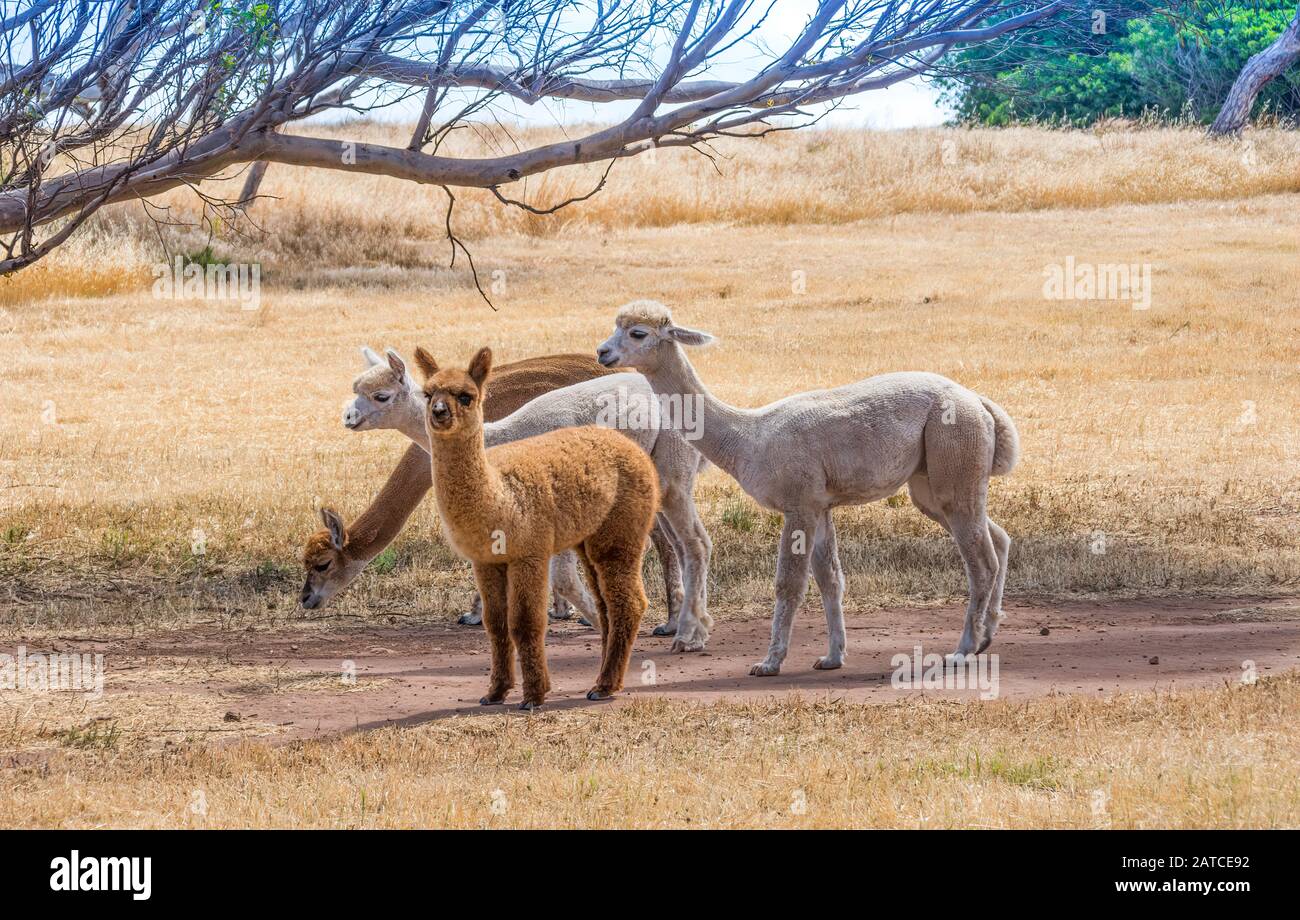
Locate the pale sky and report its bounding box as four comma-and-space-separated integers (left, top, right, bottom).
367, 2, 954, 131
491, 77, 952, 130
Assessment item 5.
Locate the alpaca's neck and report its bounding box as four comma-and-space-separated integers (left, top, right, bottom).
341, 441, 432, 563
397, 402, 503, 454
645, 345, 752, 479
426, 424, 504, 540
395, 399, 428, 446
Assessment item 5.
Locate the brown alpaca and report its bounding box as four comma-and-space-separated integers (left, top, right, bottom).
414, 345, 658, 709
300, 353, 681, 617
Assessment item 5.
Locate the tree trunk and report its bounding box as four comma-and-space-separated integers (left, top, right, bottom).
236, 161, 270, 211
1209, 3, 1300, 135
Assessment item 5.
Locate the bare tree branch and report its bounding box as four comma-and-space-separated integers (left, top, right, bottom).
1, 0, 1070, 274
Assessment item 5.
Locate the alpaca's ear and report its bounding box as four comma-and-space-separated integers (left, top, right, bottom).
361, 346, 383, 367
666, 325, 714, 347
468, 347, 493, 387
385, 348, 407, 383
412, 346, 438, 380
320, 508, 346, 551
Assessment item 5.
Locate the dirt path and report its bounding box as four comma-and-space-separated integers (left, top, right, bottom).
33, 595, 1300, 741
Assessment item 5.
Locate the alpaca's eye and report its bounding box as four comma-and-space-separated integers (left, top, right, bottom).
374, 393, 390, 403
313, 562, 329, 572
457, 393, 472, 406
630, 330, 647, 340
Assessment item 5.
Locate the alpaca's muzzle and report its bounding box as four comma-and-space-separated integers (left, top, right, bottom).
429, 399, 452, 428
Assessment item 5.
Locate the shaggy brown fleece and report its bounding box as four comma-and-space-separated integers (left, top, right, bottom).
415, 345, 659, 709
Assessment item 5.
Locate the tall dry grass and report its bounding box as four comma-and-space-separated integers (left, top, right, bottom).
0, 124, 1298, 630
4, 122, 1299, 304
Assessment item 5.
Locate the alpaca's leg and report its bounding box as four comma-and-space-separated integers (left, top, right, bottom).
907, 474, 951, 534
984, 518, 1011, 641
576, 542, 607, 638
549, 590, 573, 621
810, 511, 846, 670
548, 551, 596, 624
751, 512, 816, 677
658, 487, 712, 653
913, 473, 987, 656
457, 593, 484, 626
649, 516, 685, 637
472, 563, 512, 704
946, 506, 1000, 659
585, 546, 648, 700
507, 556, 552, 710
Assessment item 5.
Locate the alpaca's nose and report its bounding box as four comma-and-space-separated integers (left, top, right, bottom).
342, 405, 360, 429
430, 399, 450, 420
597, 346, 614, 366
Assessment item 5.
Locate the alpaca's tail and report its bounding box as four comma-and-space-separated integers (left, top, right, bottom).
980, 396, 1020, 477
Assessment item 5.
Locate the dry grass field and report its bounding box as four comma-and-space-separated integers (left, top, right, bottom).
3, 676, 1298, 828
1, 124, 1299, 827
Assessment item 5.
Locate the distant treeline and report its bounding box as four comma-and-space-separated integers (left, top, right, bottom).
938, 1, 1300, 125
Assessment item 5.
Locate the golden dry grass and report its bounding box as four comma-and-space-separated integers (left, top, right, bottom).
3, 675, 1297, 828
5, 122, 1300, 303
2, 126, 1298, 629
2, 123, 1299, 828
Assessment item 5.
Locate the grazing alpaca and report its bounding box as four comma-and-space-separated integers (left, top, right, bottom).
415, 345, 658, 709
598, 301, 1020, 674
299, 352, 683, 623
343, 348, 713, 650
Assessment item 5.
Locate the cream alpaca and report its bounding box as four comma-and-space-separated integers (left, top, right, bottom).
598, 301, 1019, 675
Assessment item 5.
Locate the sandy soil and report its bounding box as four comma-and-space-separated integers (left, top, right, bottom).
22, 595, 1300, 742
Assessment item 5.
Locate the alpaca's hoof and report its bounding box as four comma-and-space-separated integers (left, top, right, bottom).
652, 622, 678, 637
479, 695, 505, 706
813, 655, 843, 671
749, 660, 781, 677
586, 688, 615, 701
671, 636, 706, 653
518, 700, 543, 711
458, 611, 484, 626
577, 616, 594, 628
548, 606, 573, 621
945, 652, 972, 668
975, 636, 993, 654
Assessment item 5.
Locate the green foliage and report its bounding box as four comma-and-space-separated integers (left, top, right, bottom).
2, 525, 31, 546
184, 246, 219, 268
57, 720, 122, 751
940, 1, 1300, 125
207, 1, 278, 53
720, 497, 760, 533
371, 547, 399, 575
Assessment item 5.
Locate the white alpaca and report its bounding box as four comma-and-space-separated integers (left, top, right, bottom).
597, 301, 1019, 674
346, 347, 714, 651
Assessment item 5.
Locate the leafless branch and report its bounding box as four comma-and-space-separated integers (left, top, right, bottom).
1, 0, 1071, 276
